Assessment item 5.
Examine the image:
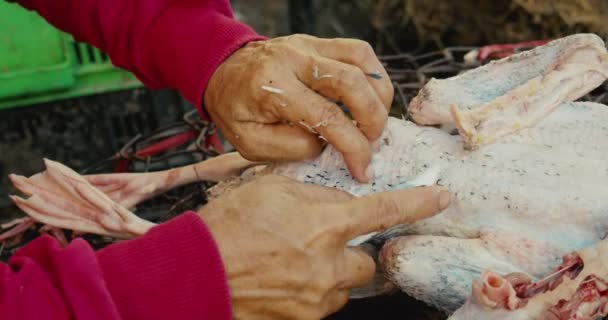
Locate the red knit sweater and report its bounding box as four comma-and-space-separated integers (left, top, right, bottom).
4, 0, 266, 319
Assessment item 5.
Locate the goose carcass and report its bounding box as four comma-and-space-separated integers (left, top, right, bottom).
8, 33, 608, 317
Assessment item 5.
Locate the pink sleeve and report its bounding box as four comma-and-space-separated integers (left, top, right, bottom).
0, 212, 231, 320
14, 0, 267, 113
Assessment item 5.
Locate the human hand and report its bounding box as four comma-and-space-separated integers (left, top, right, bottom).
204, 34, 394, 183
198, 175, 450, 320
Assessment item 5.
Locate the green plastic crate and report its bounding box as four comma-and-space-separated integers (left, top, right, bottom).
0, 1, 142, 110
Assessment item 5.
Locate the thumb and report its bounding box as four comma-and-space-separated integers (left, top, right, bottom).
337, 186, 451, 240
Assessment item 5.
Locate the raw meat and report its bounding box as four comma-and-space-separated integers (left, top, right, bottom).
449, 238, 608, 320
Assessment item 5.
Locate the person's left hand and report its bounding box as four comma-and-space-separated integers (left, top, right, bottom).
204, 34, 394, 183
198, 174, 449, 320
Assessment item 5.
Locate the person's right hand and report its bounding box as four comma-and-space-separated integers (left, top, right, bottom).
204, 34, 394, 183
198, 175, 451, 320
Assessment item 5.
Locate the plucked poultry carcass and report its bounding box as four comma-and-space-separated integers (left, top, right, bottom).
7, 33, 608, 318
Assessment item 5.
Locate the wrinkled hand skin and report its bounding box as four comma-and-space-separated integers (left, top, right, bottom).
204, 34, 394, 183
197, 175, 449, 320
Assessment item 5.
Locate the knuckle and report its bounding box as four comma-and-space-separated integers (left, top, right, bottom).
289, 33, 315, 42
306, 53, 320, 80
351, 40, 376, 63
272, 35, 291, 44
374, 197, 401, 227
317, 103, 346, 126
251, 54, 272, 74
338, 66, 366, 89
361, 98, 381, 116
257, 89, 278, 107
266, 37, 303, 60
281, 41, 302, 57
252, 58, 274, 79
305, 54, 320, 76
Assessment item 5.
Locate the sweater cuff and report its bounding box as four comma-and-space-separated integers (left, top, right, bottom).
145, 3, 267, 115
96, 212, 231, 320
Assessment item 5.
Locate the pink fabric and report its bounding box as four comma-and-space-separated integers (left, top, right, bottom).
15, 0, 267, 114
0, 212, 230, 320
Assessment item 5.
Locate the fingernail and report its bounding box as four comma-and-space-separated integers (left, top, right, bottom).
439, 190, 451, 210
365, 164, 375, 182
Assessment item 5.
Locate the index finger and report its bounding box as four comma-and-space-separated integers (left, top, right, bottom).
278, 82, 373, 182
297, 57, 388, 142
337, 186, 451, 240
311, 38, 394, 109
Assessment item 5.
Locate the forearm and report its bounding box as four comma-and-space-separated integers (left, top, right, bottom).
0, 212, 231, 320
13, 0, 265, 112
97, 212, 232, 319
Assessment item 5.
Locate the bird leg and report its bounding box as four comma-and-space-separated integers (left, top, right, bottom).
83, 152, 260, 209
8, 153, 261, 238
9, 159, 156, 239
